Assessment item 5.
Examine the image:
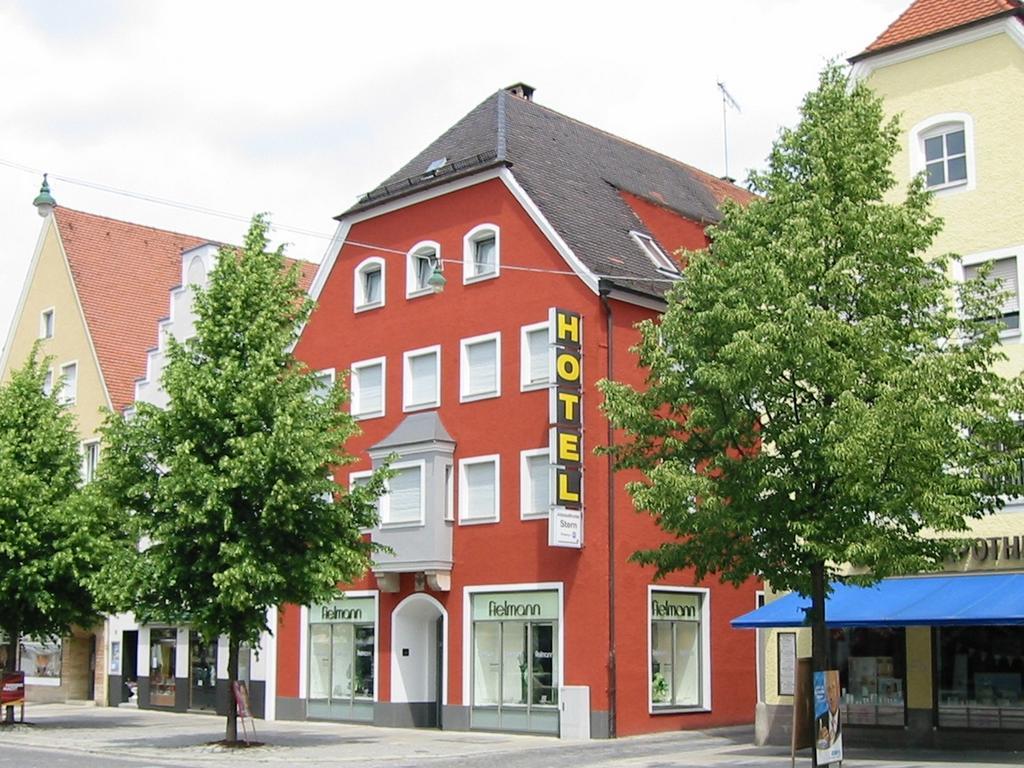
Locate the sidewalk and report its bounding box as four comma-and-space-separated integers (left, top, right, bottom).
0, 704, 1020, 767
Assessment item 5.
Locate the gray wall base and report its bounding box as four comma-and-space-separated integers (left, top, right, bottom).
589, 710, 611, 739
275, 696, 307, 721
374, 701, 437, 728
442, 705, 470, 731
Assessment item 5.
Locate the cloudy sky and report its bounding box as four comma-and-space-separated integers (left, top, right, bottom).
0, 0, 909, 339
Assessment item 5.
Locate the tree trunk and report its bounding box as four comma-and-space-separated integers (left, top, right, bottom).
4, 626, 18, 725
808, 561, 830, 768
225, 632, 239, 743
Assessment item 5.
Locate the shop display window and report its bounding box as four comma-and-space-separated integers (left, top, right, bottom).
309, 622, 375, 705
829, 627, 906, 727
149, 628, 177, 707
650, 590, 704, 710
937, 626, 1024, 730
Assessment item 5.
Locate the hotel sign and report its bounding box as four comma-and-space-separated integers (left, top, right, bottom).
548, 307, 583, 549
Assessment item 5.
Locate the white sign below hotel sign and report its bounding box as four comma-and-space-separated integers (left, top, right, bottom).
548, 306, 583, 549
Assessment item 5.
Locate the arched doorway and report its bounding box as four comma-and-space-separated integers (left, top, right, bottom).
390, 593, 447, 728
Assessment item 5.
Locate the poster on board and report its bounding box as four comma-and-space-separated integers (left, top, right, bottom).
814, 669, 843, 765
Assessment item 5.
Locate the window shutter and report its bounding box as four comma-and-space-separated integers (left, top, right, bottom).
966, 258, 1019, 314
387, 466, 421, 524
465, 461, 496, 519
409, 353, 437, 405
356, 364, 383, 414
528, 454, 549, 515
467, 340, 497, 394
528, 328, 549, 384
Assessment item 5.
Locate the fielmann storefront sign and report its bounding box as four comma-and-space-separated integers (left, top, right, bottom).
548, 307, 583, 549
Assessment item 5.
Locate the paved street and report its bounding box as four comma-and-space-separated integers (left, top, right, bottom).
0, 705, 1021, 768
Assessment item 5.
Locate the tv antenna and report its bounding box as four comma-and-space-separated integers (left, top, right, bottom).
717, 80, 742, 182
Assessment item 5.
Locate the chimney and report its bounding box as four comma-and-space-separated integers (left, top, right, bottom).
505, 82, 535, 101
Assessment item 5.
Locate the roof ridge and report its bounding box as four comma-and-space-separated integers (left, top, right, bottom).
505, 93, 748, 194
856, 0, 1022, 58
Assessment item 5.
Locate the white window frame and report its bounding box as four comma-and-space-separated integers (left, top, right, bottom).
39, 307, 54, 340
444, 462, 455, 522
312, 367, 335, 401
463, 224, 500, 284
910, 113, 975, 195
80, 439, 100, 484
406, 240, 441, 299
520, 321, 551, 392
459, 332, 501, 402
953, 245, 1024, 342
458, 454, 500, 525
630, 231, 679, 275
351, 357, 386, 419
380, 459, 426, 528
58, 361, 78, 405
520, 448, 551, 520
349, 469, 378, 533
42, 369, 53, 397
646, 585, 711, 714
402, 345, 441, 412
354, 256, 386, 312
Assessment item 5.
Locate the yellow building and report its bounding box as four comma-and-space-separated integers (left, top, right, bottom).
744, 0, 1024, 752
0, 185, 206, 706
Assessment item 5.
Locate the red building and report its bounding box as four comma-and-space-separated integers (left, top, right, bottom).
279, 84, 760, 738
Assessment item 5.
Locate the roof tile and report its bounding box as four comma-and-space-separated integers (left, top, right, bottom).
862, 0, 1020, 55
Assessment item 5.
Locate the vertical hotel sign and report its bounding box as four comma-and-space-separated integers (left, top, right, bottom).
548, 307, 583, 548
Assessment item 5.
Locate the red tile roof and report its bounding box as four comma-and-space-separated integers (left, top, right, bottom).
860, 0, 1020, 56
55, 208, 316, 413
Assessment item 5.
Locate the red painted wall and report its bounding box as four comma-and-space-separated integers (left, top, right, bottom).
282, 176, 759, 734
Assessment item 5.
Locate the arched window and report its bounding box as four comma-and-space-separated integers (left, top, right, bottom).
406, 241, 441, 298
354, 257, 385, 311
911, 113, 975, 193
463, 224, 500, 284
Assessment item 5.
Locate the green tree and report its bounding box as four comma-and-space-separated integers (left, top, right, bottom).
98, 215, 385, 742
0, 347, 107, 723
599, 65, 1024, 685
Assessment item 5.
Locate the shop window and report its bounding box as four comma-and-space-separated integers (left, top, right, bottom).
962, 256, 1020, 333
308, 596, 376, 722
520, 322, 550, 391
403, 345, 440, 412
460, 332, 500, 402
470, 591, 559, 734
189, 631, 218, 711
829, 627, 906, 727
650, 589, 707, 710
937, 626, 1024, 730
20, 638, 61, 681
354, 257, 385, 311
520, 448, 551, 519
464, 224, 500, 283
459, 455, 500, 524
58, 362, 77, 405
149, 628, 177, 707
406, 241, 441, 298
351, 357, 385, 418
381, 462, 424, 527
39, 308, 54, 340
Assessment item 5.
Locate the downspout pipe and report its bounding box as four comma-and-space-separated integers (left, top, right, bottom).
598, 278, 617, 739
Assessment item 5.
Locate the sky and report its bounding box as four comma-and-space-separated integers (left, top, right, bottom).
0, 0, 911, 341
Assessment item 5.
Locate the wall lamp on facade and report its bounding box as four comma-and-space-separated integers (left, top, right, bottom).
426, 257, 447, 293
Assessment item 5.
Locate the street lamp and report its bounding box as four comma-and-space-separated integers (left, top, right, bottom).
33, 174, 56, 218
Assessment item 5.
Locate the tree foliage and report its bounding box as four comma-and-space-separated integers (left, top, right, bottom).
0, 347, 107, 679
599, 65, 1024, 601
98, 215, 385, 740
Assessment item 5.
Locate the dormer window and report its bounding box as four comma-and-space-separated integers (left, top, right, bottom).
354, 257, 385, 311
911, 114, 975, 194
631, 231, 678, 275
407, 242, 441, 298
464, 225, 500, 283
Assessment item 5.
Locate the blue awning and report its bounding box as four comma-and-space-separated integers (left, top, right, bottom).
732, 573, 1024, 629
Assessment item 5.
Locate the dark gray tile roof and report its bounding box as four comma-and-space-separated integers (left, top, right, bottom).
344, 88, 753, 298
371, 412, 455, 452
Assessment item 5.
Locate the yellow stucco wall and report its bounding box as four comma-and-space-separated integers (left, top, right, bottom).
2, 217, 109, 441
868, 31, 1024, 379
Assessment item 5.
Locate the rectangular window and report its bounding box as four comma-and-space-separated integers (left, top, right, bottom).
351, 358, 385, 418
925, 128, 967, 189
312, 369, 335, 401
383, 463, 424, 526
58, 362, 77, 405
963, 257, 1020, 331
43, 370, 53, 397
460, 333, 500, 401
473, 237, 497, 276
520, 323, 551, 391
40, 309, 54, 339
349, 470, 379, 530
149, 629, 177, 707
444, 463, 454, 522
520, 449, 551, 519
20, 638, 61, 680
459, 455, 500, 524
829, 627, 906, 727
363, 267, 382, 305
936, 625, 1024, 730
631, 231, 678, 274
403, 346, 440, 411
81, 441, 100, 484
308, 596, 376, 722
650, 589, 707, 711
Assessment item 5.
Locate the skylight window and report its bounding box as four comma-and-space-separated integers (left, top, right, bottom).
630, 231, 678, 274
425, 157, 447, 174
